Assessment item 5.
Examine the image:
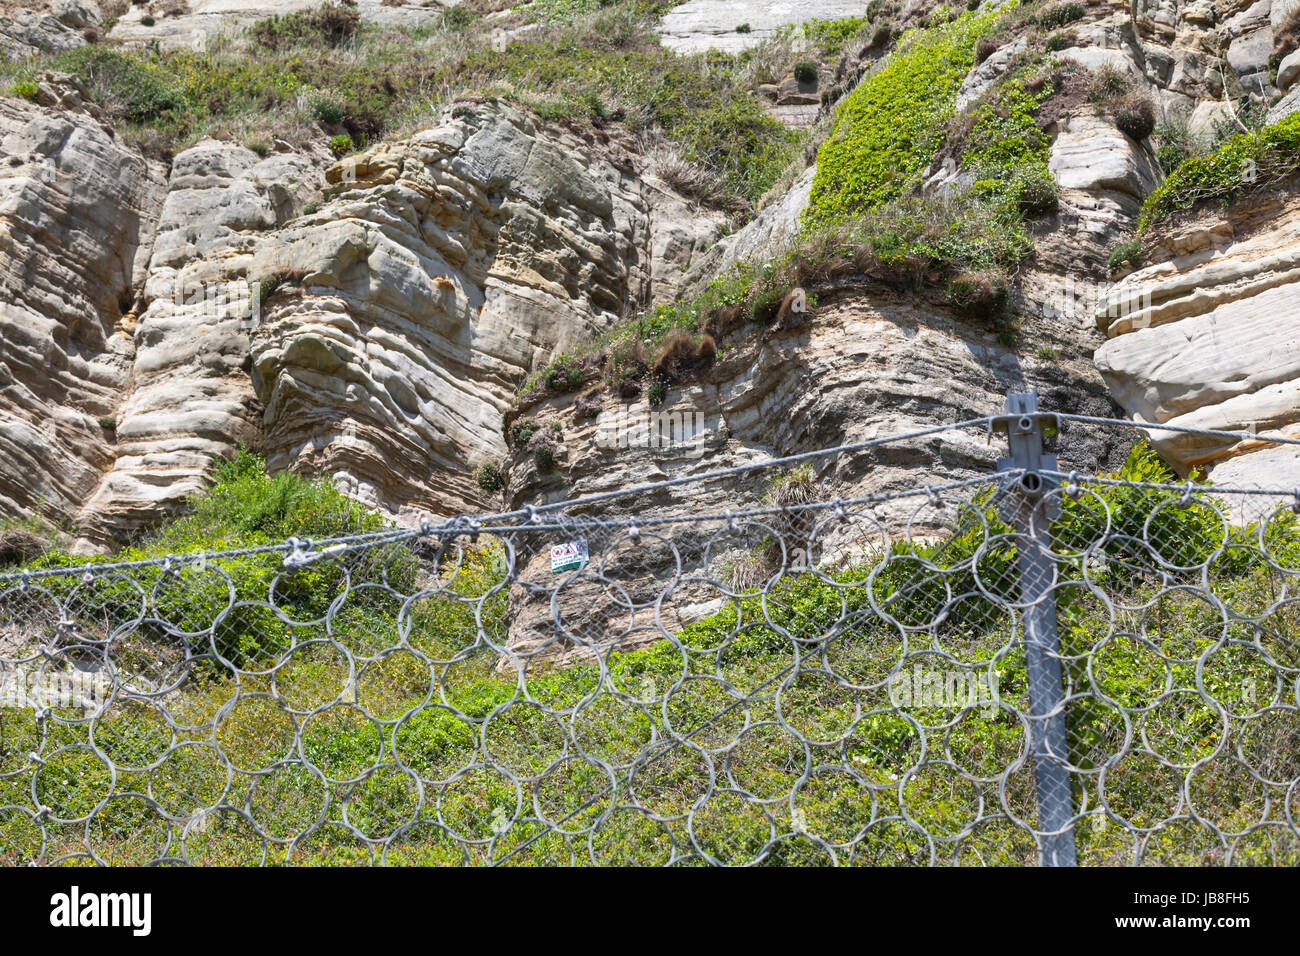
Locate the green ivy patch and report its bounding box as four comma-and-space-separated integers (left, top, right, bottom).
805, 3, 1011, 229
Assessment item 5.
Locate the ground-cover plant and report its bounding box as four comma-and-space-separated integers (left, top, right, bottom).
1139, 112, 1300, 232
1107, 237, 1142, 271
805, 4, 1009, 229
803, 16, 869, 57
960, 64, 1058, 214
0, 2, 798, 209
3, 436, 1295, 865
19, 449, 391, 664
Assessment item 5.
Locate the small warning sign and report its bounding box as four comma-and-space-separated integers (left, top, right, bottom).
550, 539, 588, 573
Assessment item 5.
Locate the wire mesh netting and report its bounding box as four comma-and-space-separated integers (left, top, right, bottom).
2, 416, 1300, 866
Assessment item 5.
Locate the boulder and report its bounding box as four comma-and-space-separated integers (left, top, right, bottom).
1278, 49, 1300, 90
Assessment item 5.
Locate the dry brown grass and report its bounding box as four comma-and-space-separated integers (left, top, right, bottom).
652, 330, 716, 381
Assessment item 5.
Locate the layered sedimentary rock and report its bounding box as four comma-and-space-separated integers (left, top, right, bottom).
1039, 110, 1164, 275
681, 166, 815, 296
0, 76, 166, 529
61, 100, 724, 541
76, 139, 327, 545
1095, 193, 1300, 488
243, 102, 722, 524
499, 277, 1129, 664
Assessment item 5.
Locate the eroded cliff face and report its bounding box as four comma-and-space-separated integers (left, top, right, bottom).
76, 139, 328, 545
496, 276, 1130, 664
1096, 192, 1300, 486
1, 92, 723, 546
245, 102, 722, 526
0, 74, 166, 530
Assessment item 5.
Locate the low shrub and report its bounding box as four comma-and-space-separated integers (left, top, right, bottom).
251, 1, 361, 51
1140, 112, 1300, 231
509, 420, 539, 448
651, 329, 717, 381
310, 93, 344, 124
945, 268, 1010, 316
474, 461, 505, 493
1107, 237, 1143, 271
1153, 123, 1201, 175
1086, 64, 1131, 103
1114, 93, 1156, 140
1038, 2, 1084, 28
543, 356, 585, 393
804, 16, 866, 56
1008, 163, 1060, 215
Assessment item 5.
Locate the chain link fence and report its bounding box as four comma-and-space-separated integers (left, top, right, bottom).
2, 396, 1300, 866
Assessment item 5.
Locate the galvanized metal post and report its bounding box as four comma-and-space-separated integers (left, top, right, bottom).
995, 391, 1077, 867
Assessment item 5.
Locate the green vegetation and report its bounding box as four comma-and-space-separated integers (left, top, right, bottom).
328, 133, 354, 154
794, 59, 819, 83
0, 2, 797, 209
1107, 238, 1143, 271
963, 67, 1057, 212
522, 177, 1037, 404
1139, 112, 1300, 232
460, 37, 799, 207
120, 447, 382, 550
309, 94, 344, 125
1152, 121, 1205, 176
5, 441, 1295, 865
806, 5, 1007, 228
1043, 31, 1069, 52
250, 0, 361, 51
1085, 63, 1131, 103
257, 269, 307, 303
1212, 99, 1268, 147
15, 449, 387, 672
543, 355, 586, 393
509, 420, 539, 448
1037, 1, 1084, 28
8, 79, 38, 99
804, 17, 868, 57
474, 461, 505, 494
0, 514, 62, 569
